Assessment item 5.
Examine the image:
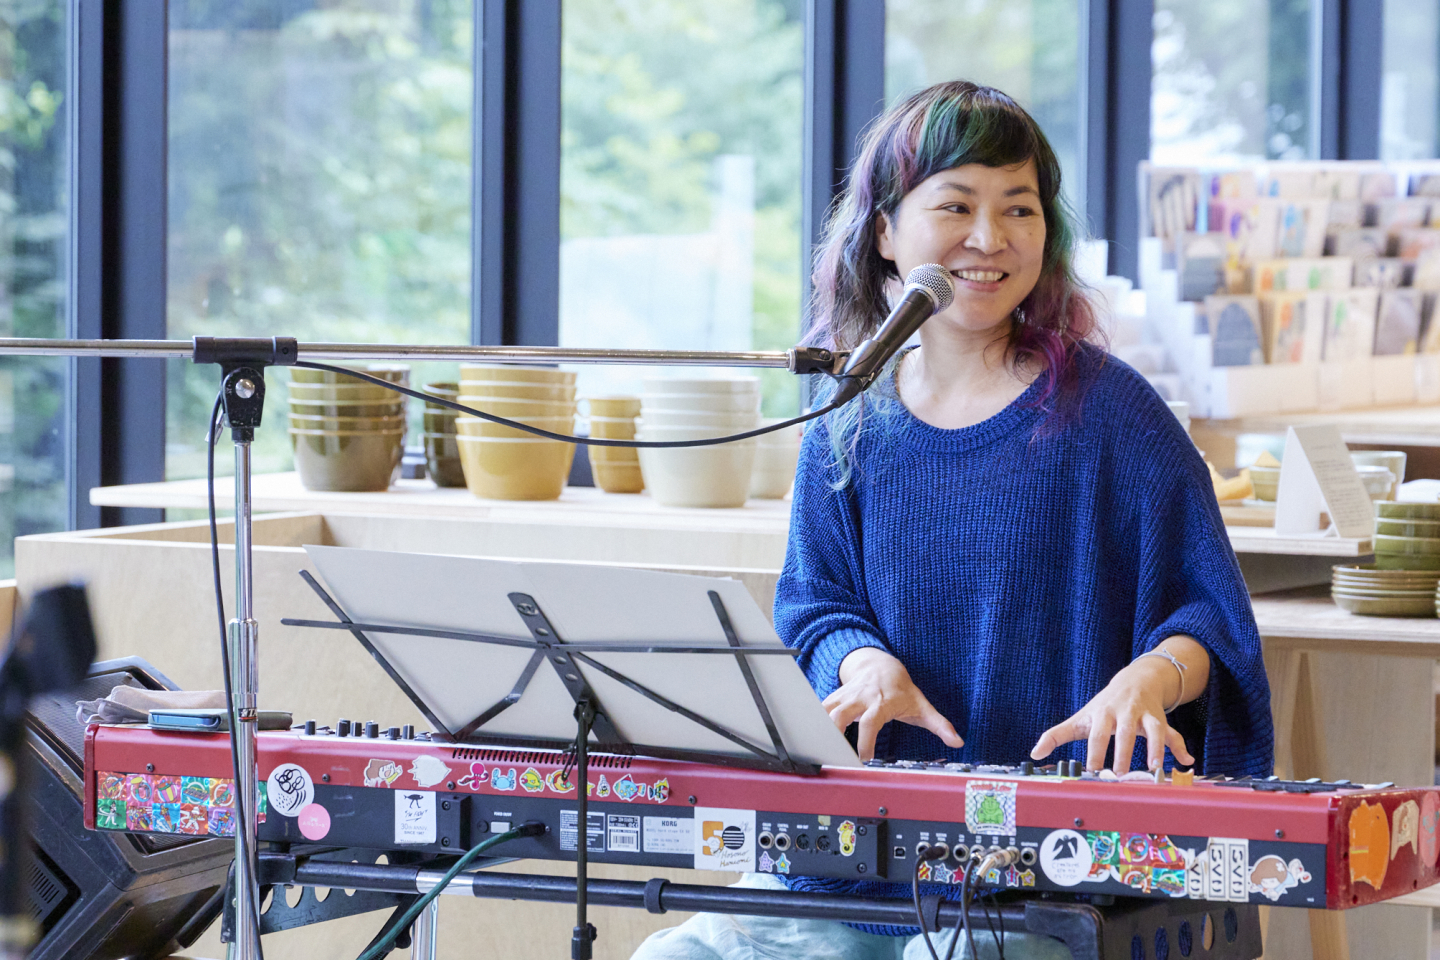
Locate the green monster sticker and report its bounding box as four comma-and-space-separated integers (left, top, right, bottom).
964, 780, 1018, 836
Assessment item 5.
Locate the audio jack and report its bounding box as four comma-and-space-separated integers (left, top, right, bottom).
975, 846, 1021, 878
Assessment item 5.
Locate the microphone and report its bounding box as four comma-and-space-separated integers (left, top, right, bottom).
829, 263, 953, 405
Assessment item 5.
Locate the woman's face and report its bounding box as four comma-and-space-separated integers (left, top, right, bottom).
875, 159, 1047, 336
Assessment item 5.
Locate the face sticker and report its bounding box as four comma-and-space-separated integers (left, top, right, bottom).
408, 756, 451, 789
1392, 799, 1419, 860
266, 763, 315, 817
1040, 829, 1093, 886
964, 781, 1017, 836
298, 803, 332, 841
1248, 855, 1311, 902
1349, 800, 1390, 890
364, 760, 403, 788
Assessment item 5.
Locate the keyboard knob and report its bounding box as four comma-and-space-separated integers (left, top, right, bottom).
402, 724, 415, 740
337, 719, 352, 737
304, 720, 317, 736
386, 726, 401, 740
364, 722, 379, 738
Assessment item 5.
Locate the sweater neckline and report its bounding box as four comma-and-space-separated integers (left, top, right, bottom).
886, 358, 1047, 453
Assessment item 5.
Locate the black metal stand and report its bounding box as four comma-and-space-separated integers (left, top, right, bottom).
571, 699, 597, 960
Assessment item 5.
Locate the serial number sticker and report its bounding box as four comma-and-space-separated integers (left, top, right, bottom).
643, 816, 693, 855
607, 814, 641, 853
560, 810, 606, 853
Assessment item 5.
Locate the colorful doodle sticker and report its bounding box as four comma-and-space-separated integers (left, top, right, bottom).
519, 768, 544, 793
181, 776, 210, 805
97, 773, 124, 801
364, 759, 403, 788
1392, 800, 1420, 860
153, 776, 182, 804
491, 768, 517, 791
208, 806, 236, 837
457, 762, 488, 790
758, 851, 774, 872
125, 773, 153, 806
95, 798, 124, 830
152, 803, 181, 833
178, 803, 209, 835
774, 854, 791, 875
1248, 855, 1311, 902
1422, 792, 1439, 868
597, 775, 611, 798
1349, 800, 1390, 890
545, 769, 575, 794
613, 775, 640, 802
838, 820, 857, 857
408, 756, 451, 789
964, 780, 1017, 836
126, 803, 153, 832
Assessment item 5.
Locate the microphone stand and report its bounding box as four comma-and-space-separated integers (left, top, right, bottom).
0, 335, 841, 960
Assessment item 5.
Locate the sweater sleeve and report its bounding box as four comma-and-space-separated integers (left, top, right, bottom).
1128, 409, 1274, 778
773, 421, 889, 699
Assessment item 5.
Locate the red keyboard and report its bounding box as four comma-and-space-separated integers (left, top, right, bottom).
85, 723, 1440, 909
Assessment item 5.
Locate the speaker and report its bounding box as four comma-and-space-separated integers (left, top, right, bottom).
22, 657, 234, 960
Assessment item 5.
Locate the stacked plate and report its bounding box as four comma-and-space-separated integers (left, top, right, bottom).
287, 365, 408, 491
1372, 501, 1440, 571
1331, 564, 1440, 617
636, 377, 760, 508
421, 382, 465, 487
455, 365, 577, 500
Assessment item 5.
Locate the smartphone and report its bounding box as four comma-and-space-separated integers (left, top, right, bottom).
148, 708, 293, 732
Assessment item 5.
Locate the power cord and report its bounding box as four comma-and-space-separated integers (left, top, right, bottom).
290, 361, 841, 449
207, 391, 266, 958
355, 821, 545, 960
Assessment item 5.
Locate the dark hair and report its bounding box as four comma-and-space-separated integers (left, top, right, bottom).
807, 81, 1099, 481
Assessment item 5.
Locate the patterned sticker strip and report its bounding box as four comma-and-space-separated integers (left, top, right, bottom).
95, 771, 266, 838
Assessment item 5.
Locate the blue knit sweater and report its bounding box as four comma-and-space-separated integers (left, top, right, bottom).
773, 347, 1273, 917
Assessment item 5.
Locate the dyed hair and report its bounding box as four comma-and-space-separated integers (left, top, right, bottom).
807, 80, 1099, 482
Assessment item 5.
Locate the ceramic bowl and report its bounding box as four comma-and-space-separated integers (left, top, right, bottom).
582, 395, 642, 418
749, 439, 801, 500
1248, 465, 1280, 502
421, 432, 465, 487
643, 377, 759, 395
635, 429, 757, 508
423, 410, 459, 434
637, 409, 761, 429
289, 428, 404, 492
640, 392, 762, 414
591, 460, 645, 494
455, 415, 575, 440
459, 364, 576, 385
1356, 465, 1395, 500
634, 420, 759, 442
1376, 501, 1440, 521
1375, 519, 1440, 538
288, 398, 404, 419
1331, 591, 1437, 617
1351, 451, 1407, 499
455, 395, 578, 418
288, 382, 403, 403
588, 416, 638, 441
1374, 533, 1440, 556
455, 435, 575, 500
457, 382, 578, 402
422, 382, 459, 410
287, 413, 407, 432
290, 364, 409, 385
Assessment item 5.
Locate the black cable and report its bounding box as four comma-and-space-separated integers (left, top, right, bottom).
290, 361, 841, 449
979, 885, 1005, 960
208, 391, 266, 958
955, 859, 979, 960
911, 848, 945, 960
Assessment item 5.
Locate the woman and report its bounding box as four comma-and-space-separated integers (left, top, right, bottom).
633, 80, 1271, 960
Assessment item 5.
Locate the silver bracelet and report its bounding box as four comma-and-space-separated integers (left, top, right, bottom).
1137, 648, 1187, 714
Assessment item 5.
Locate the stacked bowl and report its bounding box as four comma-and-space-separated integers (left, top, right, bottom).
421, 382, 465, 487
455, 365, 577, 500
749, 418, 803, 500
636, 377, 760, 508
287, 365, 408, 491
1372, 500, 1440, 572
584, 396, 644, 493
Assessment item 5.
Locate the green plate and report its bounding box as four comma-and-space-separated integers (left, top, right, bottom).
1331, 592, 1437, 617
1374, 533, 1440, 556
1373, 554, 1440, 571
1376, 519, 1440, 537
1376, 501, 1440, 520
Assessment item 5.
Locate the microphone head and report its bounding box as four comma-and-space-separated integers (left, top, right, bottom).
905, 263, 954, 313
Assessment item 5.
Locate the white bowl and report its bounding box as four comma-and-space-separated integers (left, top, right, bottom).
642, 377, 760, 395
1356, 465, 1396, 500
749, 441, 801, 499
637, 440, 757, 508
636, 422, 759, 442
637, 409, 761, 428
640, 392, 762, 414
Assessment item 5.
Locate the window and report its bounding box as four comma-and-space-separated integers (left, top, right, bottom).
1381, 0, 1440, 160
166, 1, 473, 478
885, 0, 1086, 209
0, 2, 68, 576
1151, 0, 1317, 163
557, 0, 806, 416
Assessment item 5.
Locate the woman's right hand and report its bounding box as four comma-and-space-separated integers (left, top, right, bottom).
823, 646, 964, 761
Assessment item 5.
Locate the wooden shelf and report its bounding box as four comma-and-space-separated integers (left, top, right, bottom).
1252, 586, 1440, 656
1225, 526, 1372, 557
1195, 404, 1440, 448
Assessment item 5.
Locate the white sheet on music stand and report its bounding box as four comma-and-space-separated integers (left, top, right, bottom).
304, 546, 861, 768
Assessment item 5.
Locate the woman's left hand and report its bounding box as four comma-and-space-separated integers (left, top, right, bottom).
1030, 638, 1209, 773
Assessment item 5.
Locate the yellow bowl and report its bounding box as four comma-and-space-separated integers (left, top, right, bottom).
455, 395, 578, 417
290, 364, 410, 385
288, 413, 406, 432
288, 382, 402, 403
455, 415, 574, 440
582, 395, 642, 418
587, 417, 638, 441
459, 364, 576, 385
289, 398, 404, 418
455, 436, 574, 500
592, 460, 644, 494
457, 382, 577, 402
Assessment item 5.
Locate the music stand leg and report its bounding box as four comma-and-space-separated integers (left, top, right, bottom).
410, 898, 440, 960
229, 436, 262, 959
573, 699, 598, 960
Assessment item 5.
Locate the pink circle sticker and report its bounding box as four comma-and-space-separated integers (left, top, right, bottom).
297, 803, 331, 841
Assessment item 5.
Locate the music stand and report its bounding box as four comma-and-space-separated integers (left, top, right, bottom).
281, 546, 860, 959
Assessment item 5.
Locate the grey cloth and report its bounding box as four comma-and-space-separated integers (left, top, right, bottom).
75, 685, 225, 726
